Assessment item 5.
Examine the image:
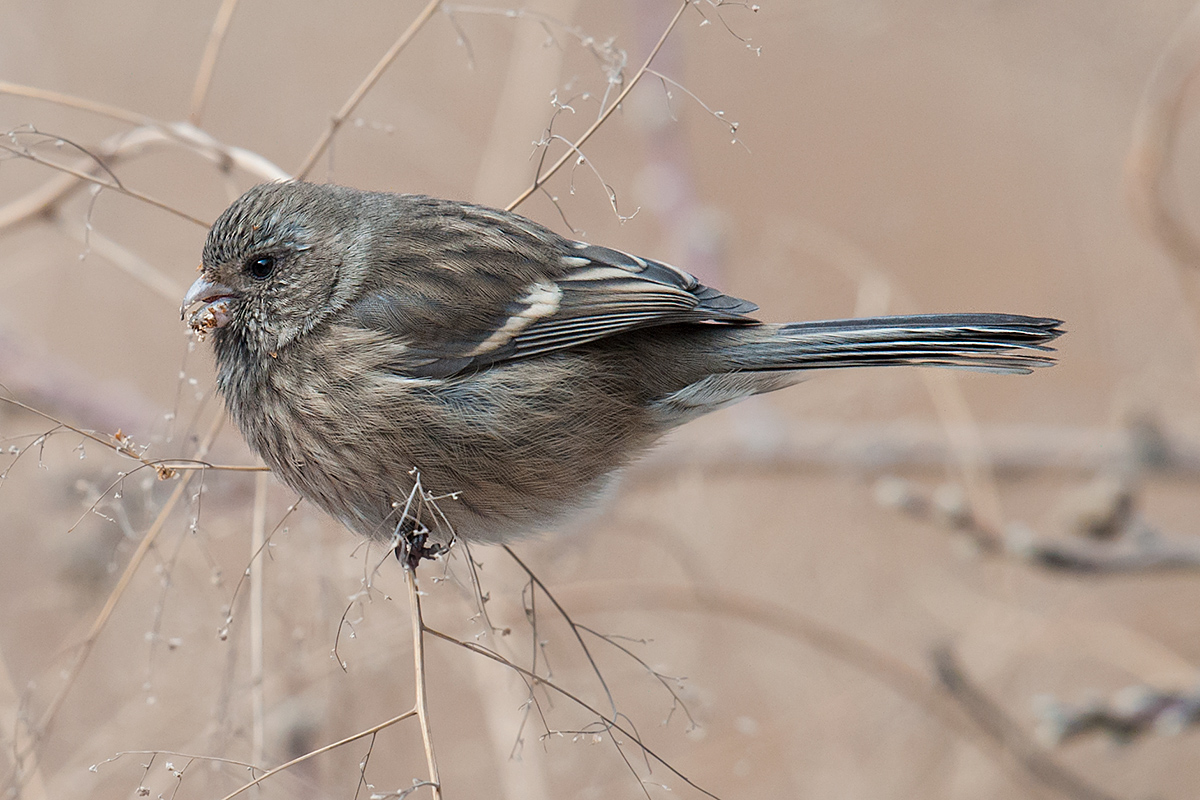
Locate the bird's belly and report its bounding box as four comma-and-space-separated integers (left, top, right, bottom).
226, 344, 652, 545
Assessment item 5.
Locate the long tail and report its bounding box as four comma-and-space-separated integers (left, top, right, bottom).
733, 313, 1063, 374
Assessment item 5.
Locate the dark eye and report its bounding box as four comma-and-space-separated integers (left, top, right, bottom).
247, 255, 276, 280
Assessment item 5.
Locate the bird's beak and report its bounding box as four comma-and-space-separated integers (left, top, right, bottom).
182, 274, 237, 335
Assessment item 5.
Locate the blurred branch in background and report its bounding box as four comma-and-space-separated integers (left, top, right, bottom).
296, 0, 443, 179
188, 0, 242, 127
1126, 0, 1200, 269
5, 0, 1200, 797
875, 470, 1200, 574
562, 582, 1122, 800
1036, 682, 1200, 745
932, 647, 1122, 800
0, 112, 289, 231
641, 413, 1200, 481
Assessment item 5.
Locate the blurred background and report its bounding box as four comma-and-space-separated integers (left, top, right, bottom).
2, 1, 1200, 798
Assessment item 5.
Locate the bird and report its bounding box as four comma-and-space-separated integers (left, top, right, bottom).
182, 181, 1062, 559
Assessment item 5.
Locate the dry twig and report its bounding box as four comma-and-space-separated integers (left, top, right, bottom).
404, 564, 443, 800
189, 0, 244, 126
3, 411, 226, 797
217, 708, 419, 800
505, 0, 691, 212
1125, 1, 1200, 268
295, 0, 444, 179
0, 117, 287, 232
556, 581, 1117, 800
1036, 683, 1200, 744
933, 647, 1123, 800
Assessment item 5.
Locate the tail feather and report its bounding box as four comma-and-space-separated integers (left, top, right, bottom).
735, 313, 1063, 375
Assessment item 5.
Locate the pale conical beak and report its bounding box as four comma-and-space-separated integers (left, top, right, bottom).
182, 275, 237, 335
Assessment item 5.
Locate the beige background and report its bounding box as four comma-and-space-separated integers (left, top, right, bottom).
2, 1, 1200, 798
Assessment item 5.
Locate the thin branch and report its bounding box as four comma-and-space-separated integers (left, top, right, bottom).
576, 624, 697, 730
542, 133, 639, 222
189, 0, 243, 125
296, 0, 444, 179
154, 463, 268, 472
458, 540, 503, 636
1036, 683, 1200, 744
505, 0, 691, 212
405, 566, 443, 800
0, 81, 290, 181
0, 80, 159, 128
691, 0, 761, 52
58, 221, 185, 303
645, 68, 746, 149
555, 581, 1116, 800
0, 394, 227, 481
502, 546, 617, 723
218, 708, 419, 800
933, 647, 1124, 800
92, 749, 262, 775
425, 626, 722, 800
249, 471, 268, 770
221, 498, 302, 640
0, 135, 209, 227
3, 411, 226, 797
354, 731, 377, 800
0, 119, 288, 233
1125, 0, 1200, 268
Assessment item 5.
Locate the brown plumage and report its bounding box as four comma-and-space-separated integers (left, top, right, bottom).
183, 181, 1062, 547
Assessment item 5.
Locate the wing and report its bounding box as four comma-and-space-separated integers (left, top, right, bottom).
348, 206, 758, 378
503, 242, 756, 353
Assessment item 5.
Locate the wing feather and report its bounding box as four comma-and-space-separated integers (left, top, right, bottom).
348, 217, 758, 378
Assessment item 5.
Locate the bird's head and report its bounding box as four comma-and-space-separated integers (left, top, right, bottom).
183, 181, 370, 358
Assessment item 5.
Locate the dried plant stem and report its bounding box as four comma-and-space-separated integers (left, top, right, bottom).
249, 470, 268, 770
0, 82, 290, 182
296, 0, 443, 179
219, 708, 418, 800
555, 581, 1114, 800
919, 369, 1005, 534
0, 80, 158, 128
425, 625, 721, 800
166, 463, 268, 472
405, 566, 442, 799
0, 652, 47, 800
0, 138, 209, 227
0, 395, 234, 484
505, 0, 690, 212
1125, 0, 1200, 268
0, 118, 288, 233
189, 0, 243, 126
933, 647, 1122, 800
503, 545, 616, 718
59, 222, 186, 303
2, 410, 226, 795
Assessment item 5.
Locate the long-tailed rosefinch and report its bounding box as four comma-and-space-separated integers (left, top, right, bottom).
183, 181, 1061, 553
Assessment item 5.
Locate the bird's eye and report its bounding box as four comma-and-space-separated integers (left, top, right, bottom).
247, 255, 276, 280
